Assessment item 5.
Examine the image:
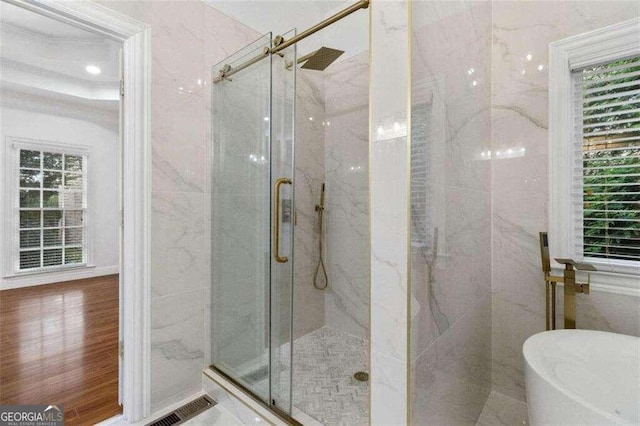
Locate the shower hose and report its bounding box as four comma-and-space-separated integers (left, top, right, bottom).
313, 204, 329, 290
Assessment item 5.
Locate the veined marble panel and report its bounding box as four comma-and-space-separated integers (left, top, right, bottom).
411, 295, 492, 426
410, 2, 492, 425
151, 192, 206, 298
97, 1, 208, 194
492, 1, 640, 97
410, 186, 492, 358
371, 349, 407, 426
202, 4, 262, 75
412, 0, 492, 193
476, 390, 528, 426
293, 68, 326, 340
577, 291, 640, 337
491, 193, 547, 400
324, 52, 370, 340
151, 289, 205, 412
370, 1, 410, 423
152, 83, 206, 194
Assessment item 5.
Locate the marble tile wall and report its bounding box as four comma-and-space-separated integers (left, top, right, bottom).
324, 52, 370, 340
293, 69, 327, 340
370, 1, 411, 423
97, 0, 260, 412
410, 0, 493, 424
476, 390, 528, 426
411, 295, 492, 425
491, 0, 640, 402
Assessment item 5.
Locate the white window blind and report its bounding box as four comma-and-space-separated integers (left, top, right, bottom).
572, 56, 640, 263
411, 103, 429, 247
17, 148, 86, 271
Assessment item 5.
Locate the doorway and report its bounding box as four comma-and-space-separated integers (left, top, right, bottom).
0, 0, 151, 422
0, 1, 122, 423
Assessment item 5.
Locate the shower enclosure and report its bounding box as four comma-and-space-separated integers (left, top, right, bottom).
210, 30, 296, 414
209, 3, 370, 423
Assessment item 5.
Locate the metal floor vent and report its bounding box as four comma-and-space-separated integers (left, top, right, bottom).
147, 395, 216, 426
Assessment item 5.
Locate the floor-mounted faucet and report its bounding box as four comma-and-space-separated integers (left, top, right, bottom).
539, 232, 596, 330
554, 258, 595, 329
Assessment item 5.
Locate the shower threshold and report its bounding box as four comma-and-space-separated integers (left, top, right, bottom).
206, 365, 304, 425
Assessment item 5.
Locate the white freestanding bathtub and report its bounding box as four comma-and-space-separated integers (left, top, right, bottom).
523, 329, 639, 425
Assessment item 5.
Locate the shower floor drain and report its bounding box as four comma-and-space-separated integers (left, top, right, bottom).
353, 371, 369, 382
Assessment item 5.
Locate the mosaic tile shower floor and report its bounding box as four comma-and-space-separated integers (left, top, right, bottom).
286, 327, 369, 425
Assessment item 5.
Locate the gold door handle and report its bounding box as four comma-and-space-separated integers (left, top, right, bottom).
274, 177, 292, 263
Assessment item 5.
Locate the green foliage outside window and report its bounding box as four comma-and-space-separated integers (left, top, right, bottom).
581, 56, 640, 261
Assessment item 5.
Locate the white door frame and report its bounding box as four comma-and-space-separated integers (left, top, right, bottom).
3, 0, 152, 421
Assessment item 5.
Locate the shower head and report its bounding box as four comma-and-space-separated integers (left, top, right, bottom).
298, 47, 345, 71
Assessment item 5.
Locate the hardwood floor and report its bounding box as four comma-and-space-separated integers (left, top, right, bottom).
0, 275, 121, 425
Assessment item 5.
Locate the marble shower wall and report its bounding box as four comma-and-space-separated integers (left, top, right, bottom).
293, 69, 327, 340
370, 1, 411, 423
96, 0, 260, 412
410, 1, 493, 424
491, 0, 640, 402
324, 52, 370, 340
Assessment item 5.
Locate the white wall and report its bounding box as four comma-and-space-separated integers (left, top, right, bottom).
0, 104, 120, 290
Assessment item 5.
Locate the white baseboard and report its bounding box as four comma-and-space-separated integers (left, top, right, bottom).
0, 265, 119, 290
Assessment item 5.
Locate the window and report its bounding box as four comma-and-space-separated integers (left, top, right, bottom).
550, 18, 640, 291
411, 76, 447, 253
574, 57, 640, 263
15, 146, 87, 272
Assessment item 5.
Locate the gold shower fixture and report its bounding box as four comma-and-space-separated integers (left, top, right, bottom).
213, 0, 368, 83
539, 232, 595, 330
297, 47, 345, 71
314, 183, 328, 290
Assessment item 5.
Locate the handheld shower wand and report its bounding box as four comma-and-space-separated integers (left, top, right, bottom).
314, 183, 328, 290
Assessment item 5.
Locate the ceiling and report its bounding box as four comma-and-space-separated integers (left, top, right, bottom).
0, 1, 120, 114
0, 2, 103, 39
206, 0, 369, 64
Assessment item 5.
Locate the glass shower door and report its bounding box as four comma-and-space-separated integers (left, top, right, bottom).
269, 29, 296, 415
211, 33, 273, 402
210, 31, 296, 415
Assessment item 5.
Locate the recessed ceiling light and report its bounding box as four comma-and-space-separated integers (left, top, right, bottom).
85, 65, 101, 75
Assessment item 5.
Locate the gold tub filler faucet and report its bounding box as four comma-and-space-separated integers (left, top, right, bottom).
539, 232, 597, 330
